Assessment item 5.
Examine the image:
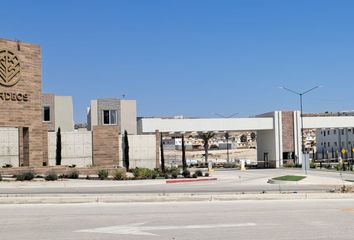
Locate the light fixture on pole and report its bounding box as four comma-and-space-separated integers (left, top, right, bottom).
280, 85, 321, 174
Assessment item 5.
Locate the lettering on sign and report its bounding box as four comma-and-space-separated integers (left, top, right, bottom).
0, 92, 28, 102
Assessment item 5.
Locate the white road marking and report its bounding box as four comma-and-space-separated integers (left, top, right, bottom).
76, 222, 257, 236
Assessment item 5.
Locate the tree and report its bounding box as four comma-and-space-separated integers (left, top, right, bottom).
56, 127, 62, 166
198, 132, 216, 165
182, 134, 187, 170
250, 132, 256, 141
160, 133, 165, 173
240, 134, 247, 143
123, 130, 130, 171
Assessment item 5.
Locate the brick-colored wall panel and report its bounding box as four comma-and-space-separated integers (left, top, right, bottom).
0, 39, 44, 167
92, 126, 119, 166
282, 112, 295, 152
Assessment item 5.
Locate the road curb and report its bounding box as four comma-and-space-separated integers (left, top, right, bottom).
1, 192, 354, 204
166, 178, 217, 184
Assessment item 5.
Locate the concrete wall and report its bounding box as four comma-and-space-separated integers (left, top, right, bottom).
119, 134, 157, 169
42, 94, 55, 131
48, 131, 92, 167
0, 128, 19, 167
138, 117, 274, 133
54, 96, 74, 132
304, 116, 354, 129
120, 100, 137, 134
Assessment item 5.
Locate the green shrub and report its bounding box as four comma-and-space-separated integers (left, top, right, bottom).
310, 162, 316, 169
68, 164, 76, 168
68, 170, 79, 179
131, 167, 157, 179
192, 173, 198, 178
0, 174, 2, 181
45, 172, 58, 181
16, 171, 35, 181
195, 170, 203, 177
283, 163, 294, 168
204, 172, 209, 177
98, 169, 109, 180
113, 169, 126, 180
2, 164, 12, 168
182, 169, 190, 178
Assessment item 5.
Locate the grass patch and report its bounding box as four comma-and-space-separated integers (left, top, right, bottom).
272, 175, 306, 181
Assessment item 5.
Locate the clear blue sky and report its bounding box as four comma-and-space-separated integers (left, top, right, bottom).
2, 0, 354, 123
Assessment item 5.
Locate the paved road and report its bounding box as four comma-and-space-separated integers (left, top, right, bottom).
1, 199, 354, 239
0, 169, 352, 195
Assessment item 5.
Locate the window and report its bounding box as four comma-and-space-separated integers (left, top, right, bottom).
103, 110, 117, 125
328, 142, 330, 147
334, 130, 337, 134
349, 129, 352, 133
324, 142, 327, 147
324, 131, 326, 136
342, 129, 344, 135
335, 142, 338, 147
328, 130, 330, 135
43, 106, 50, 122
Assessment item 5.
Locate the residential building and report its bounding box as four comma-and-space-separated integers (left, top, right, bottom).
87, 99, 137, 134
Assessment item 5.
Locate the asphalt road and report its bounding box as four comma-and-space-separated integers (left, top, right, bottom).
1, 199, 354, 239
1, 169, 352, 195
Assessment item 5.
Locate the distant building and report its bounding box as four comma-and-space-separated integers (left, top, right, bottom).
316, 127, 354, 157
87, 99, 137, 134
42, 94, 74, 132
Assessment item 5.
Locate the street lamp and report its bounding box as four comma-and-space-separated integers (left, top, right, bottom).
214, 113, 239, 163
280, 86, 321, 174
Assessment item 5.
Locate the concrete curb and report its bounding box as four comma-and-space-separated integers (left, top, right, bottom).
1, 192, 354, 204
166, 178, 217, 184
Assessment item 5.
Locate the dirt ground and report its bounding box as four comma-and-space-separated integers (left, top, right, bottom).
164, 148, 257, 165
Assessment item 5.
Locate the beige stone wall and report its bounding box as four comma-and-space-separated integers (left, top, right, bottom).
92, 126, 119, 166
41, 93, 55, 131
282, 111, 295, 152
0, 39, 44, 167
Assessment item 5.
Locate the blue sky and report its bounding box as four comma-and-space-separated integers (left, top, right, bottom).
2, 0, 354, 123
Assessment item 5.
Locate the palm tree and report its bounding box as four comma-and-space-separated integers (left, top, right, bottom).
198, 132, 216, 165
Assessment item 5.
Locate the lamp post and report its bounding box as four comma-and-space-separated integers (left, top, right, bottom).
280, 86, 321, 174
214, 113, 239, 163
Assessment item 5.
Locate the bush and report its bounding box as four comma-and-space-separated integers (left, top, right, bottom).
68, 164, 76, 168
192, 173, 198, 178
67, 170, 79, 179
182, 169, 190, 178
0, 174, 2, 181
204, 172, 209, 177
45, 172, 58, 181
113, 169, 126, 180
16, 171, 35, 181
195, 170, 203, 177
98, 169, 109, 180
131, 167, 157, 179
310, 162, 316, 169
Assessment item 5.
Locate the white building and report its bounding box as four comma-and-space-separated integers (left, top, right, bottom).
316, 128, 354, 158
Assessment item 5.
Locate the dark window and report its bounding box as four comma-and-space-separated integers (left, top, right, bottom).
43, 106, 50, 122
103, 110, 117, 125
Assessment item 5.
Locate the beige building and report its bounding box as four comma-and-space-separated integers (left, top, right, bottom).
87, 99, 137, 134
42, 94, 74, 132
